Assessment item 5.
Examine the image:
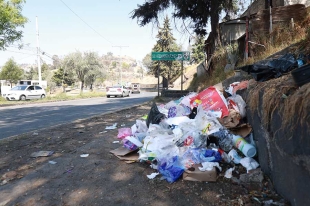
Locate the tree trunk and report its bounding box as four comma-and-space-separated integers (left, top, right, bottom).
90, 83, 93, 91
210, 1, 222, 48
80, 81, 84, 93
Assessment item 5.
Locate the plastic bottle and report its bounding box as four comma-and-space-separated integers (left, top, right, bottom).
232, 135, 256, 157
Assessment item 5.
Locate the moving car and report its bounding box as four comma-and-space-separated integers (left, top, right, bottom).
4, 85, 46, 101
131, 83, 141, 93
106, 85, 130, 98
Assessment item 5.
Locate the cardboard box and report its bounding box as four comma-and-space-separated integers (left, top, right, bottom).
183, 164, 217, 182
110, 147, 139, 163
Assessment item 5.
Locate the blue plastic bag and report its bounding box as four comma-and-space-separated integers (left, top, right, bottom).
158, 156, 184, 183
182, 148, 222, 164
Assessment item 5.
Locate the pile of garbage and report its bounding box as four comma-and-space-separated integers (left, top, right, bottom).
110, 82, 260, 183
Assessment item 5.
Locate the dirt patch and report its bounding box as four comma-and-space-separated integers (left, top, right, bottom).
0, 102, 288, 206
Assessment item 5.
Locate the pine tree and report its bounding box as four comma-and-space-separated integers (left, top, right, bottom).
150, 16, 181, 86
191, 35, 206, 64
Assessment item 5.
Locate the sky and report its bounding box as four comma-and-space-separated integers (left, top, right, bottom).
0, 0, 193, 66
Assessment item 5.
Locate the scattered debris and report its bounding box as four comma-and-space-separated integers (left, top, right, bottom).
80, 154, 89, 158
105, 123, 117, 130
48, 161, 57, 164
30, 151, 54, 158
146, 172, 159, 179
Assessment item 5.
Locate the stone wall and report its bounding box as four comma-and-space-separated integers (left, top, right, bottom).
238, 79, 310, 206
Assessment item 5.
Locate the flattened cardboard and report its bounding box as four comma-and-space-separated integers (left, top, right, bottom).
229, 123, 252, 138
183, 164, 217, 182
110, 146, 137, 156
110, 147, 139, 163
115, 152, 139, 161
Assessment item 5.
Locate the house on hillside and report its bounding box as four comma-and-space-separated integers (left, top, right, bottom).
202, 0, 309, 76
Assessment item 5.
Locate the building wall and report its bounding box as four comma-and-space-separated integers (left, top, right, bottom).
220, 22, 246, 46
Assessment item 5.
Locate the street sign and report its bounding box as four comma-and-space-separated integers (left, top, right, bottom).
151, 51, 190, 61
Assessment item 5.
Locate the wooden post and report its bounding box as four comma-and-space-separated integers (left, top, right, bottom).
181, 61, 183, 91
157, 65, 160, 97
245, 16, 249, 60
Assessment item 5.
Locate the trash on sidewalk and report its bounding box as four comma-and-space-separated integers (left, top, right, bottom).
105, 123, 117, 130
109, 84, 264, 185
110, 146, 139, 162
147, 172, 159, 179
30, 150, 54, 158
48, 160, 57, 164
80, 154, 89, 157
183, 164, 217, 182
224, 167, 235, 179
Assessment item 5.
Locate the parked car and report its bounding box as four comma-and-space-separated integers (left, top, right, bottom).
4, 85, 46, 101
106, 85, 130, 98
131, 83, 141, 93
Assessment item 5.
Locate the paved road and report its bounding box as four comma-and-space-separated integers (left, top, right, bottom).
0, 92, 157, 139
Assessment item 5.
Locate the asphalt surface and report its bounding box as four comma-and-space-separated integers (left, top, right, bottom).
0, 92, 157, 139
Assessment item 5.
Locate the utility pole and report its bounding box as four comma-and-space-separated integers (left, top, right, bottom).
112, 46, 128, 85
36, 16, 42, 84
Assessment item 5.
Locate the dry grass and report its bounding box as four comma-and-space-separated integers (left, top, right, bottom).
247, 74, 309, 137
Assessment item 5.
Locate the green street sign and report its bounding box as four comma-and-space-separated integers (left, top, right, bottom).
151, 51, 190, 61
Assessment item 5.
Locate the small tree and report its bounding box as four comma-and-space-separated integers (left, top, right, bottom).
0, 58, 23, 87
24, 67, 38, 80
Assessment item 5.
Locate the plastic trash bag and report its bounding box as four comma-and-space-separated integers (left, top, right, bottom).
240, 157, 259, 172
180, 92, 197, 108
210, 129, 234, 152
117, 128, 132, 139
227, 94, 247, 118
135, 120, 148, 133
146, 102, 166, 127
195, 105, 223, 135
158, 156, 185, 183
182, 148, 222, 165
175, 130, 207, 148
199, 162, 222, 172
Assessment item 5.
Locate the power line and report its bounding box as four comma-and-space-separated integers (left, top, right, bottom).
17, 54, 36, 61
4, 50, 36, 55
59, 0, 113, 45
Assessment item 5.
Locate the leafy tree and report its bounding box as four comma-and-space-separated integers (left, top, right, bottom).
52, 55, 61, 70
0, 58, 23, 87
63, 51, 101, 93
24, 66, 37, 80
149, 16, 181, 85
52, 67, 75, 87
191, 35, 206, 63
142, 53, 152, 72
131, 0, 239, 47
0, 0, 28, 50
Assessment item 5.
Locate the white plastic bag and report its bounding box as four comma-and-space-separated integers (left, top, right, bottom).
240, 157, 259, 172
195, 105, 223, 135
227, 95, 247, 118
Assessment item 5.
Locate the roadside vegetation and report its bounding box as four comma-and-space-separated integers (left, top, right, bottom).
0, 90, 106, 105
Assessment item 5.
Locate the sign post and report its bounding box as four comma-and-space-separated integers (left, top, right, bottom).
151, 51, 190, 96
